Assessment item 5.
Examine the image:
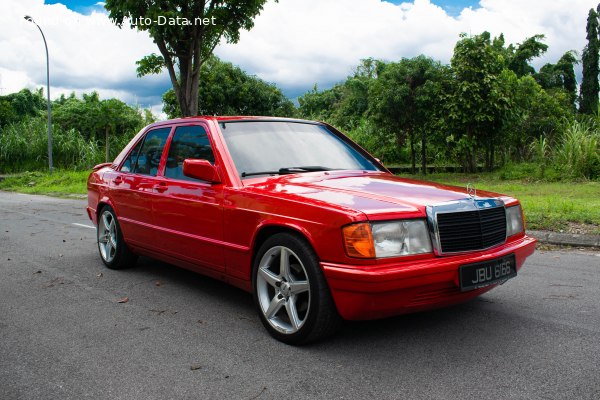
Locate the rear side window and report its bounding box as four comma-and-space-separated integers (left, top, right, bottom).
164, 125, 215, 181
129, 127, 171, 176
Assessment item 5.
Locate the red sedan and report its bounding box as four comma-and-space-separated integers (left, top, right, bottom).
87, 117, 536, 344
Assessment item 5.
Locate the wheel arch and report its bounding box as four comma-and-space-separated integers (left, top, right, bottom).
251, 223, 319, 268
96, 197, 117, 220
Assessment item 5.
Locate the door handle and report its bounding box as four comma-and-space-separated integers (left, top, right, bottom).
113, 176, 123, 185
153, 182, 168, 193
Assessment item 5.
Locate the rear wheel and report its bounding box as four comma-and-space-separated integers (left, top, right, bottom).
252, 233, 341, 345
97, 205, 137, 269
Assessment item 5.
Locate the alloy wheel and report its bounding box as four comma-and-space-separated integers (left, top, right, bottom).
256, 246, 311, 334
98, 210, 117, 263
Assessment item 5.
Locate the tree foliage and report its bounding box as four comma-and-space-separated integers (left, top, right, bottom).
506, 34, 548, 77
297, 31, 578, 174
536, 51, 578, 109
369, 56, 445, 173
0, 88, 46, 126
298, 58, 385, 130
105, 0, 272, 117
162, 56, 294, 118
448, 32, 512, 172
53, 92, 143, 141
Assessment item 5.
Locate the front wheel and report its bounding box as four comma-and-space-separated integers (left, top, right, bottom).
97, 205, 137, 269
252, 233, 341, 345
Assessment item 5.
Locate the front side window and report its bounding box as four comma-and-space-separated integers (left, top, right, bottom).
220, 121, 378, 178
130, 127, 171, 176
164, 125, 215, 181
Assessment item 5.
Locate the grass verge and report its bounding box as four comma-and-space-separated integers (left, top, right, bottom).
407, 172, 600, 235
0, 170, 89, 197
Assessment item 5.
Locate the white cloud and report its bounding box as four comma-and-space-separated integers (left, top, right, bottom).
0, 0, 166, 106
0, 0, 597, 108
218, 0, 598, 93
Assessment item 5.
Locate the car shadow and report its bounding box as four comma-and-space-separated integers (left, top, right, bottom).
112, 256, 525, 357
117, 256, 256, 312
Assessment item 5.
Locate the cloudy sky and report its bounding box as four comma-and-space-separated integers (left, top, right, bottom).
0, 0, 598, 115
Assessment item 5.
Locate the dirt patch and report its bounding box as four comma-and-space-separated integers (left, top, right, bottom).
564, 222, 600, 235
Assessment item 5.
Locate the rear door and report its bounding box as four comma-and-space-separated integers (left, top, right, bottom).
109, 127, 172, 248
152, 124, 225, 271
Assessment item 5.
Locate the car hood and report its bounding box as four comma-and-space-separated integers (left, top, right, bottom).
243, 171, 512, 220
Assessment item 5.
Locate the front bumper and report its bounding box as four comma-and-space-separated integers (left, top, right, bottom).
321, 234, 537, 320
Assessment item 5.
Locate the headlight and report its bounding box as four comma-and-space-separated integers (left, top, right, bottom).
506, 205, 524, 236
342, 220, 432, 258
372, 220, 432, 257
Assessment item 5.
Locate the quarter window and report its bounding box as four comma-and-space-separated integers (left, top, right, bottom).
130, 127, 171, 176
164, 125, 215, 181
121, 138, 143, 173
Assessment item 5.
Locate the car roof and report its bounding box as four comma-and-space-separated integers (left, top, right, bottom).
146, 116, 323, 129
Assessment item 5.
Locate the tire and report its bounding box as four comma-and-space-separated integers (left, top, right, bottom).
97, 205, 138, 270
252, 232, 341, 345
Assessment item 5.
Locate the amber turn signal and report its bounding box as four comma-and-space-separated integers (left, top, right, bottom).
342, 223, 375, 258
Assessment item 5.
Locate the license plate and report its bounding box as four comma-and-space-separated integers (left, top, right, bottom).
459, 254, 517, 292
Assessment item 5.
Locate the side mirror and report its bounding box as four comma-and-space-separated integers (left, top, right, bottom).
183, 159, 221, 183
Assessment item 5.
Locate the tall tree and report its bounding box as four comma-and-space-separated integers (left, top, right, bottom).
369, 55, 443, 174
105, 0, 272, 117
506, 34, 548, 77
162, 56, 294, 118
536, 51, 578, 109
579, 7, 600, 114
449, 32, 509, 172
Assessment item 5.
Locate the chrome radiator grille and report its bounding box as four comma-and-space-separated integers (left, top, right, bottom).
427, 199, 507, 255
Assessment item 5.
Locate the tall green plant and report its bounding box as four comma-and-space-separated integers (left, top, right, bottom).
0, 118, 103, 172
555, 120, 600, 179
579, 7, 600, 114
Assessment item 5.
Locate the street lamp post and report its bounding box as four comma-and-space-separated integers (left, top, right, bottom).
24, 15, 53, 173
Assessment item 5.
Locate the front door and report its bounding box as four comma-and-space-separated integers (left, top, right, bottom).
152, 124, 225, 271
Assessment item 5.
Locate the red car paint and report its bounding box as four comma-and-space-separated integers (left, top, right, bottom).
87, 116, 536, 320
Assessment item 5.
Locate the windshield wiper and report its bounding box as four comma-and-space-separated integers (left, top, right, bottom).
241, 166, 333, 177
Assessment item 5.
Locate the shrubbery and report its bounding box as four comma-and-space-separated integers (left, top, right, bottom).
0, 118, 138, 172
0, 90, 150, 173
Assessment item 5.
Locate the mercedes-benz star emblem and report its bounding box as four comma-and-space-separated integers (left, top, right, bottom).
466, 183, 476, 198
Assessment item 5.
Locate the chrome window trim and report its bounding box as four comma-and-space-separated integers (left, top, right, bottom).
426, 198, 506, 256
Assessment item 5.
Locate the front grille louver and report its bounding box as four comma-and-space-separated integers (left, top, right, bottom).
436, 205, 507, 253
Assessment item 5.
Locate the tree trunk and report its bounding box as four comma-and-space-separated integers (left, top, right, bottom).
466, 146, 476, 173
421, 130, 427, 175
105, 126, 110, 162
410, 132, 416, 174
484, 137, 495, 172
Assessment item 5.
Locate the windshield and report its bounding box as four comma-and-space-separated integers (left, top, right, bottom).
220, 121, 379, 178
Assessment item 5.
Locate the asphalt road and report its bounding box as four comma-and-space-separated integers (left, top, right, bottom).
1, 191, 599, 400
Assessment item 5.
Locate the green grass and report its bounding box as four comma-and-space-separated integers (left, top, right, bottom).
0, 170, 89, 197
405, 171, 600, 234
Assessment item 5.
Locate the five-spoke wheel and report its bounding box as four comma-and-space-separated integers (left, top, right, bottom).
97, 205, 137, 269
98, 209, 118, 263
252, 233, 341, 344
256, 246, 311, 334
